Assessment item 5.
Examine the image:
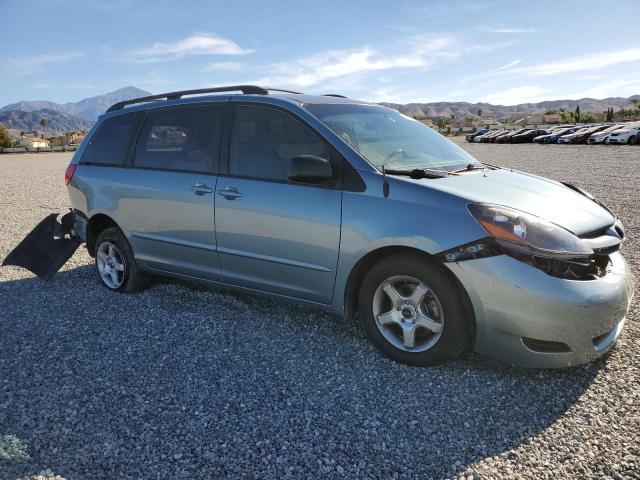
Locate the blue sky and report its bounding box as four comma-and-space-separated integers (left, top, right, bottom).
1, 0, 639, 106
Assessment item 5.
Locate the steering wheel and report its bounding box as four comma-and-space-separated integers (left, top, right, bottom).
383, 148, 406, 164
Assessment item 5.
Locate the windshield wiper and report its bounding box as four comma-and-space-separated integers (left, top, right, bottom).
450, 163, 488, 174
385, 168, 455, 179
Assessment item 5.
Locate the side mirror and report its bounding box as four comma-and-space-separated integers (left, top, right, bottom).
288, 155, 333, 184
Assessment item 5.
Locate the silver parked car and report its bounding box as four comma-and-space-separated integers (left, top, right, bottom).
3, 86, 634, 368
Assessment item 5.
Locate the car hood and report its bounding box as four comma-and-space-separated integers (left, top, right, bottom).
415, 168, 615, 236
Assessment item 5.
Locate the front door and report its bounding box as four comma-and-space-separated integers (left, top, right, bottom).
215, 104, 342, 303
123, 104, 224, 280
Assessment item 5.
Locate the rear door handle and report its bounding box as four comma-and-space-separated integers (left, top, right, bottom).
218, 186, 243, 200
191, 182, 213, 195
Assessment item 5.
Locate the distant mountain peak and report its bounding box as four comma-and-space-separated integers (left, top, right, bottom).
0, 86, 152, 123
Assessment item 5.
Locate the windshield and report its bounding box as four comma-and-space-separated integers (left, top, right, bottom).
304, 103, 480, 171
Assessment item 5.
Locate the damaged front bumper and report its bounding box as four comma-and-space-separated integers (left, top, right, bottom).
2, 211, 84, 280
446, 252, 634, 368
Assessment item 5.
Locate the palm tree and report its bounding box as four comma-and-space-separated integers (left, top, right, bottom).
40, 117, 48, 145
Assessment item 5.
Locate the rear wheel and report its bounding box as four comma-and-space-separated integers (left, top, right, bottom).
358, 253, 472, 366
629, 136, 637, 145
604, 137, 610, 145
95, 227, 152, 292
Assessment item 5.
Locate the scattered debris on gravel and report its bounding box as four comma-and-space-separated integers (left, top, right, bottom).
0, 146, 638, 479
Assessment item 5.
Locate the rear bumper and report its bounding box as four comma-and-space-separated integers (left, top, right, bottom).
446, 252, 634, 368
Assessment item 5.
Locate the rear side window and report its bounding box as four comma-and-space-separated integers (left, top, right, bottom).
134, 105, 222, 173
229, 105, 330, 182
81, 113, 139, 165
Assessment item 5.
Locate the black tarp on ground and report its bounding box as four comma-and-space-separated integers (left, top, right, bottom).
2, 212, 81, 280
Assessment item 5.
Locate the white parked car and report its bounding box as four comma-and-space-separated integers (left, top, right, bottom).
607, 122, 640, 145
588, 124, 626, 144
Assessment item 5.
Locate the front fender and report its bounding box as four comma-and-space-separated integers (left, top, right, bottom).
331, 171, 487, 313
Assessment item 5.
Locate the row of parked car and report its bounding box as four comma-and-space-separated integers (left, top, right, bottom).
465, 122, 640, 145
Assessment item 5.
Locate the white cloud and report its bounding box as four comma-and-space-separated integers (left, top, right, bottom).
126, 33, 253, 63
1, 52, 82, 76
496, 59, 522, 71
562, 79, 640, 100
480, 85, 549, 105
522, 48, 640, 76
481, 27, 539, 33
461, 48, 640, 84
252, 35, 462, 89
203, 62, 246, 71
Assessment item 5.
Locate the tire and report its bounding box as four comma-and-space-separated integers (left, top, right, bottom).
358, 253, 473, 366
94, 227, 152, 292
604, 137, 610, 145
629, 136, 637, 145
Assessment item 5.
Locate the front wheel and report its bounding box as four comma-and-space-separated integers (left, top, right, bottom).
629, 136, 638, 145
358, 253, 473, 366
95, 227, 152, 292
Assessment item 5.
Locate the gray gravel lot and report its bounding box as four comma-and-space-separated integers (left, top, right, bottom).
0, 144, 638, 479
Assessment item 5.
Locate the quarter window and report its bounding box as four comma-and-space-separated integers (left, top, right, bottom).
229, 106, 330, 182
134, 106, 222, 173
81, 113, 140, 165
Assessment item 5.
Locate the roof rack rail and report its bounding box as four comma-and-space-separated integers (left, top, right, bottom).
323, 94, 347, 98
106, 85, 269, 112
266, 87, 303, 94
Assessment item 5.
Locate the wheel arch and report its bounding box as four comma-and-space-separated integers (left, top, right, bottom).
86, 213, 123, 257
343, 246, 476, 339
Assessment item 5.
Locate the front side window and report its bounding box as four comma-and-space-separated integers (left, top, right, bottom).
134, 105, 222, 173
229, 105, 330, 182
82, 113, 140, 165
304, 103, 480, 172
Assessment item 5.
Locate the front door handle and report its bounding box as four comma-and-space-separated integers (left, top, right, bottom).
191, 182, 213, 195
218, 186, 243, 200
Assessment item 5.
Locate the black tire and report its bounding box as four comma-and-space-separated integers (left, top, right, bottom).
358, 253, 473, 366
629, 135, 637, 145
94, 227, 152, 293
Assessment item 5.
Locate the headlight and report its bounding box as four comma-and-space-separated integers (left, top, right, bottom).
468, 204, 593, 259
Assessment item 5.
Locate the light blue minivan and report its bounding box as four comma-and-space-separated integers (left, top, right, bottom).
6, 85, 633, 368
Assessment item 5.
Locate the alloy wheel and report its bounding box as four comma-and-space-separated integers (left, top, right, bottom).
96, 241, 125, 289
372, 275, 444, 352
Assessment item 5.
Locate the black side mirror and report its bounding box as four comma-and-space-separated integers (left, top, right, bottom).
288, 155, 333, 184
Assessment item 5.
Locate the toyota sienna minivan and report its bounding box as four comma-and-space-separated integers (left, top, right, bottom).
4, 85, 634, 368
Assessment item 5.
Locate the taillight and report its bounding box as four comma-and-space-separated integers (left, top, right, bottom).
64, 164, 77, 185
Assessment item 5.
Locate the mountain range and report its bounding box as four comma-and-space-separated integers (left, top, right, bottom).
0, 86, 151, 136
382, 96, 639, 120
1, 86, 638, 137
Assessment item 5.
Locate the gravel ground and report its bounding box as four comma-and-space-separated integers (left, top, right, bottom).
0, 145, 638, 480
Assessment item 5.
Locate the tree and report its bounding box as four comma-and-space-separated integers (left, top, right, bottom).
0, 124, 13, 148
40, 117, 48, 145
575, 105, 580, 123
631, 99, 640, 120
560, 110, 575, 123
581, 112, 596, 123
477, 109, 482, 117
436, 117, 446, 131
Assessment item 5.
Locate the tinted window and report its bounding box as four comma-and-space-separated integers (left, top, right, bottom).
134, 106, 222, 173
82, 113, 139, 165
229, 106, 330, 181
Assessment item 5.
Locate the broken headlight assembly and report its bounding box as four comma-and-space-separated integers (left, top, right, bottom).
467, 203, 593, 260
441, 204, 609, 280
